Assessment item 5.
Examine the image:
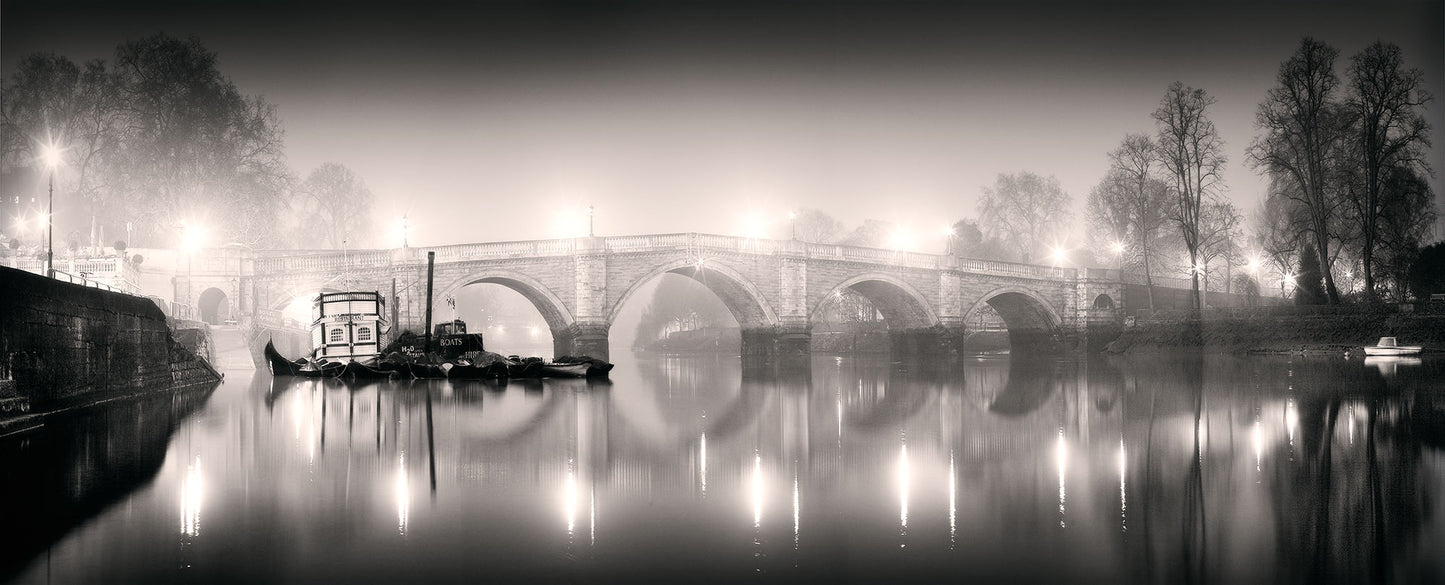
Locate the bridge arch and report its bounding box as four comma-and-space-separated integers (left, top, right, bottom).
607, 258, 779, 330
198, 287, 230, 325
811, 273, 940, 329
437, 270, 577, 332
965, 286, 1063, 349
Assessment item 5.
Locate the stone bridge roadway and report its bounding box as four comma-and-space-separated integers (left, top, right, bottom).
180, 233, 1122, 360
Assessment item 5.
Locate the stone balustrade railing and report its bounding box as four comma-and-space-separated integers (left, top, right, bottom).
236, 233, 1102, 282
2, 255, 140, 294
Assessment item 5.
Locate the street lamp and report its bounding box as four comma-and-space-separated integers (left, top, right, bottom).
941, 226, 956, 255
179, 221, 205, 315
587, 205, 595, 237
788, 211, 798, 240
41, 143, 63, 276
1049, 247, 1068, 267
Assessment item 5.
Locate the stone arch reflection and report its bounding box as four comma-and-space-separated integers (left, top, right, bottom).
963, 356, 1058, 417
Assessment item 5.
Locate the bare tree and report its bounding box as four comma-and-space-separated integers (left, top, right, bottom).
1345, 41, 1433, 299
294, 163, 376, 249
839, 219, 895, 248
1195, 200, 1243, 305
1247, 38, 1346, 303
978, 171, 1072, 263
1087, 169, 1133, 254
1154, 82, 1227, 312
1253, 179, 1307, 297
0, 54, 124, 247
793, 208, 846, 243
1105, 134, 1172, 311
103, 34, 291, 246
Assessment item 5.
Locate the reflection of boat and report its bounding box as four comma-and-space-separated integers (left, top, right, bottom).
1363, 337, 1422, 356
340, 359, 396, 379
1364, 355, 1422, 377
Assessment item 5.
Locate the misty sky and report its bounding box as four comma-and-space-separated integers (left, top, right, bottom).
4, 0, 1442, 252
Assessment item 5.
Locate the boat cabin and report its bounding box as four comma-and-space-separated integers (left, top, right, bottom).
435, 319, 467, 336
310, 291, 388, 362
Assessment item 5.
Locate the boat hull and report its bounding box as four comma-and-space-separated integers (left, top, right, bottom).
1363, 346, 1422, 356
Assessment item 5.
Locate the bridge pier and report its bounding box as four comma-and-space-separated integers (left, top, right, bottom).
555, 323, 611, 362
1008, 326, 1066, 354
741, 325, 811, 359
887, 325, 970, 358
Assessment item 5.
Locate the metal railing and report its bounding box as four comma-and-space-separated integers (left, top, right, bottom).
1135, 304, 1403, 322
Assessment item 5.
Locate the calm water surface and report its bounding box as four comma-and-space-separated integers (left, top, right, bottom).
3, 350, 1443, 584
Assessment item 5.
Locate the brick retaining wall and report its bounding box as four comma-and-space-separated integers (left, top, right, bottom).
0, 265, 221, 411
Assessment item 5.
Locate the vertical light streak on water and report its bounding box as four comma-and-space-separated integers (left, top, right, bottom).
1348, 404, 1355, 445
1056, 429, 1067, 528
566, 461, 577, 536
396, 451, 409, 536
589, 485, 596, 548
180, 456, 202, 537
1118, 439, 1127, 533
752, 452, 763, 529
948, 450, 957, 548
792, 472, 800, 551
898, 442, 909, 540
1286, 399, 1298, 456
1253, 419, 1263, 476
700, 432, 707, 497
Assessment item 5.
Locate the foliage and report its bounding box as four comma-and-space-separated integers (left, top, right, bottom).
1248, 38, 1348, 303
1295, 242, 1328, 305
1407, 242, 1445, 300
1344, 41, 1434, 298
1, 34, 294, 248
1248, 38, 1434, 303
948, 218, 1015, 262
1253, 183, 1305, 295
1232, 273, 1261, 306
977, 171, 1072, 263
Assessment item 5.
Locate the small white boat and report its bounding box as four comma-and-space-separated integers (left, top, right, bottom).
1362, 337, 1422, 357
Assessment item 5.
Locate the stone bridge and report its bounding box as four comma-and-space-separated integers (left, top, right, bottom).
179, 233, 1122, 360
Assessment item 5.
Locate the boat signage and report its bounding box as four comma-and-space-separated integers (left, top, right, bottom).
400, 333, 486, 360
321, 314, 372, 324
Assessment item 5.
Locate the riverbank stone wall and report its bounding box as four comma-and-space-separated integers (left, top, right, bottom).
0, 266, 221, 410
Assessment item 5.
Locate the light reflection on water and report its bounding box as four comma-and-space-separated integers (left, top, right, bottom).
3, 351, 1444, 584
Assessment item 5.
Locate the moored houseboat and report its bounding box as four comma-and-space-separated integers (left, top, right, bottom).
311, 291, 389, 362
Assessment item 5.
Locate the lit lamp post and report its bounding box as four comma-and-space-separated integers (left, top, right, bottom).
180, 222, 205, 317
1050, 247, 1068, 268
1112, 242, 1126, 273
941, 226, 956, 255
41, 144, 63, 277
788, 211, 798, 240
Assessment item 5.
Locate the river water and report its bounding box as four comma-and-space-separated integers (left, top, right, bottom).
3, 349, 1443, 584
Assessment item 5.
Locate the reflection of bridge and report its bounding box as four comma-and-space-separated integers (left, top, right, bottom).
180, 233, 1121, 360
